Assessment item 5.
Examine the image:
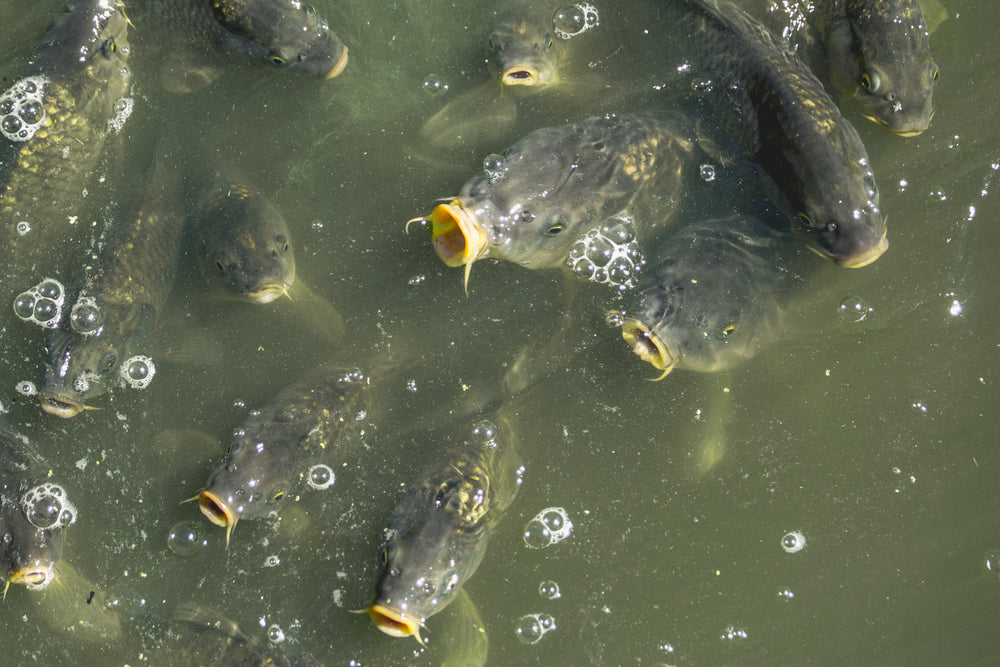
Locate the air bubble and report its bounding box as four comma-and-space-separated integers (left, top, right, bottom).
18, 101, 43, 124
552, 3, 598, 38
267, 624, 285, 643
13, 292, 36, 319
264, 555, 281, 567
307, 464, 335, 490
567, 220, 644, 289
483, 153, 507, 183
524, 507, 573, 549
15, 380, 36, 396
515, 613, 556, 644
107, 96, 133, 133
471, 419, 498, 447
167, 521, 207, 557
37, 280, 63, 300
69, 297, 103, 334
538, 580, 561, 599
838, 296, 872, 323
721, 625, 748, 640
1, 115, 22, 134
421, 74, 448, 96
16, 221, 30, 235
33, 298, 60, 324
700, 164, 716, 181
982, 551, 1000, 582
781, 530, 806, 553
777, 588, 795, 601
120, 355, 155, 389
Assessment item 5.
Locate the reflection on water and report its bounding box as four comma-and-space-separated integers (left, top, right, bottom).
2, 0, 999, 664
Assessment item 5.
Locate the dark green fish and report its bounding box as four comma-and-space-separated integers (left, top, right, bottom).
39, 152, 184, 418
1, 0, 132, 294
367, 417, 521, 645
194, 171, 296, 303
619, 213, 809, 378
141, 0, 348, 79
419, 110, 694, 290
638, 0, 887, 268
488, 4, 564, 88
197, 366, 369, 546
807, 0, 938, 136
0, 428, 74, 599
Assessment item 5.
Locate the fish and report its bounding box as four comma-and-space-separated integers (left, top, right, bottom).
367, 417, 521, 645
636, 0, 888, 268
0, 428, 73, 599
1, 0, 132, 297
194, 170, 296, 304
806, 0, 939, 136
38, 149, 184, 418
488, 3, 565, 88
417, 110, 695, 290
618, 213, 811, 379
196, 366, 369, 546
140, 0, 348, 82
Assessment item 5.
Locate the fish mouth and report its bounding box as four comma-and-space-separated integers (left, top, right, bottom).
834, 229, 889, 269
246, 283, 288, 304
428, 201, 489, 291
5, 565, 54, 598
325, 46, 349, 79
368, 603, 425, 646
198, 490, 237, 547
621, 320, 676, 381
501, 65, 540, 86
39, 394, 86, 418
863, 107, 933, 138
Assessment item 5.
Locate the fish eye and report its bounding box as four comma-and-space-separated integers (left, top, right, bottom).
304, 3, 317, 16
488, 36, 498, 51
719, 324, 737, 338
100, 37, 116, 58
860, 70, 880, 93
544, 33, 554, 49
545, 223, 564, 236
798, 212, 813, 228
931, 65, 939, 82
380, 547, 389, 565
269, 54, 286, 66
215, 259, 225, 273
270, 489, 285, 503
275, 234, 288, 251
99, 352, 117, 373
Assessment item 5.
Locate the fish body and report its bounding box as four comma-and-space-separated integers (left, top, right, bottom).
368, 418, 520, 644
488, 4, 563, 87
1, 0, 132, 292
0, 429, 70, 597
643, 0, 887, 267
39, 152, 184, 417
140, 0, 348, 79
425, 110, 694, 286
194, 171, 296, 303
198, 367, 368, 543
807, 0, 937, 136
620, 213, 808, 378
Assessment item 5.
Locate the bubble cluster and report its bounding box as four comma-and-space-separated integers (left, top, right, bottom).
119, 355, 156, 389
338, 368, 366, 385
482, 153, 507, 184
421, 74, 448, 96
167, 521, 207, 557
552, 3, 599, 39
781, 530, 806, 553
0, 76, 48, 142
524, 507, 573, 549
306, 464, 335, 490
22, 483, 77, 530
720, 625, 748, 640
107, 96, 133, 133
69, 296, 104, 335
566, 218, 645, 290
13, 278, 66, 328
515, 612, 557, 644
538, 580, 561, 599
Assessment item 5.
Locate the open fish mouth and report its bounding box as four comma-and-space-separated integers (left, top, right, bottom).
368, 603, 425, 646
5, 565, 54, 597
501, 65, 540, 86
621, 320, 676, 381
246, 283, 289, 304
428, 201, 489, 291
198, 490, 237, 546
325, 46, 349, 79
39, 394, 86, 419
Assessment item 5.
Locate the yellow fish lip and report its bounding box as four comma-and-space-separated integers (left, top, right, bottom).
198, 490, 238, 547
9, 565, 53, 587
501, 64, 541, 86
834, 228, 890, 269
325, 46, 349, 79
368, 603, 425, 646
246, 283, 287, 304
428, 201, 489, 291
39, 394, 87, 418
621, 319, 676, 381
862, 107, 933, 137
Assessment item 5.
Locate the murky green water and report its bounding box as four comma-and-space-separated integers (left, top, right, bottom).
1, 0, 998, 664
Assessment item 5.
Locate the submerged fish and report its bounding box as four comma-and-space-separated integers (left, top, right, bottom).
141, 0, 348, 80
1, 0, 132, 293
194, 170, 296, 304
39, 151, 184, 418
806, 0, 938, 136
367, 417, 521, 645
0, 429, 74, 598
639, 0, 887, 267
619, 213, 810, 378
197, 366, 368, 546
418, 110, 694, 289
488, 3, 564, 88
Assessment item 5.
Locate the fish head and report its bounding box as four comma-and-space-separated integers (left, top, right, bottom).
852, 58, 937, 137
488, 10, 562, 87
204, 214, 296, 304
2, 504, 64, 597
368, 493, 483, 642
210, 0, 348, 78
